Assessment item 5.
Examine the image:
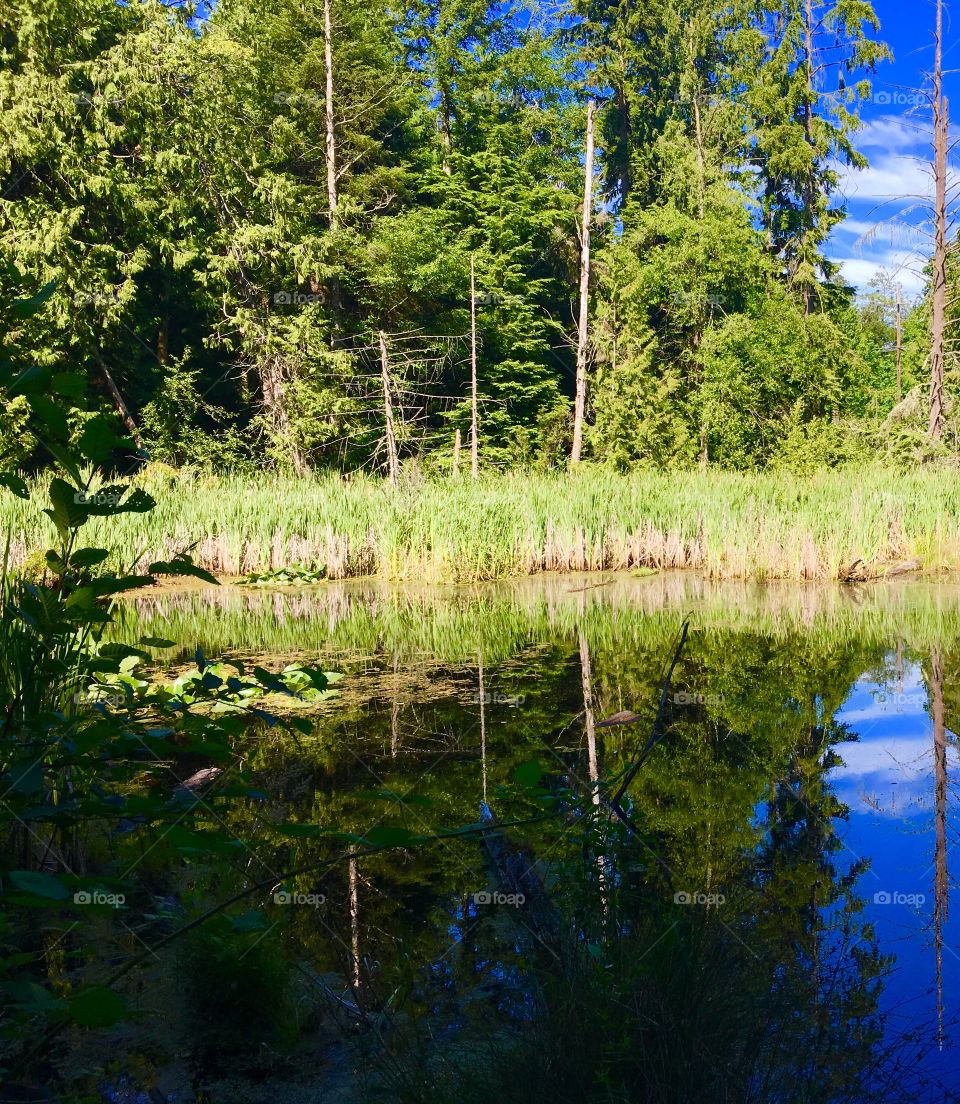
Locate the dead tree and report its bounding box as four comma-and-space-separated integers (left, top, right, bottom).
895, 284, 903, 404
571, 99, 595, 465
928, 0, 948, 440
470, 255, 480, 478
378, 330, 400, 485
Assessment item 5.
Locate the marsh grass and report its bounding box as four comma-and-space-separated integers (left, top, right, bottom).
5, 466, 960, 582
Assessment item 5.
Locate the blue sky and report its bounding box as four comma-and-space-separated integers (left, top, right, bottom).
830, 0, 960, 298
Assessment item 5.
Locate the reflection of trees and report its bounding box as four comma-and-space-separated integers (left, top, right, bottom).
925, 648, 950, 1051
174, 623, 901, 1099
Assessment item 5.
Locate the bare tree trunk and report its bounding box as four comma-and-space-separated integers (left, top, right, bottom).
157, 312, 168, 367
94, 353, 144, 449
323, 0, 338, 230
571, 99, 595, 465
323, 0, 343, 343
391, 653, 400, 757
478, 653, 487, 804
440, 87, 453, 175
378, 330, 399, 485
348, 850, 361, 992
579, 630, 599, 810
470, 255, 479, 479
579, 629, 607, 909
452, 427, 461, 476
931, 649, 948, 1048
895, 284, 903, 404
929, 0, 948, 440
801, 0, 815, 316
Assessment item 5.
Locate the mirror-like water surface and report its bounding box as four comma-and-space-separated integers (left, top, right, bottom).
110, 573, 960, 1102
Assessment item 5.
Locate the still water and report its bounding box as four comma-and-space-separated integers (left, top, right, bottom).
120, 572, 960, 1102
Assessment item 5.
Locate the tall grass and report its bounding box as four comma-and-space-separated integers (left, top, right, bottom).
117, 572, 960, 666
5, 465, 960, 582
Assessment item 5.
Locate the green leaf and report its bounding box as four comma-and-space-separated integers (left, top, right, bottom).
69, 986, 126, 1028
148, 557, 218, 584
43, 442, 84, 483
512, 759, 543, 788
0, 472, 28, 499
28, 395, 69, 439
45, 550, 67, 574
6, 759, 43, 794
7, 871, 70, 901
11, 280, 56, 319
5, 979, 67, 1013
3, 363, 48, 397
113, 487, 154, 514
70, 547, 109, 568
96, 642, 149, 662
77, 415, 126, 464
363, 826, 418, 848
46, 477, 89, 533
139, 635, 176, 648
50, 371, 86, 399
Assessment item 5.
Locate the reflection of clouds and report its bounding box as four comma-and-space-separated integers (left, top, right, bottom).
834, 774, 936, 818
830, 668, 960, 815
842, 702, 925, 724
834, 735, 940, 779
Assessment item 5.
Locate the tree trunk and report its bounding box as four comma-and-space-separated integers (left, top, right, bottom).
94, 352, 144, 449
800, 0, 815, 315
931, 649, 948, 1048
478, 653, 487, 803
571, 99, 595, 465
261, 351, 306, 476
895, 284, 903, 404
323, 0, 343, 342
378, 330, 400, 485
324, 0, 338, 227
929, 0, 948, 440
470, 255, 479, 479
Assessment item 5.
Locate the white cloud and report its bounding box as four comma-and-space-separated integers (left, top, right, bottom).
831, 253, 926, 297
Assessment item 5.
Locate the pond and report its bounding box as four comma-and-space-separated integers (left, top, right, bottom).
106, 572, 960, 1103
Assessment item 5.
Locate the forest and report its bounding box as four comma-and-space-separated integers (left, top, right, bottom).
1, 0, 950, 482
5, 3, 960, 1102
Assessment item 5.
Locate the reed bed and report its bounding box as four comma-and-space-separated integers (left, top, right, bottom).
116, 571, 960, 666
4, 466, 960, 583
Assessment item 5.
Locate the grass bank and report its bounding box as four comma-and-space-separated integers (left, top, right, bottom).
4, 466, 960, 582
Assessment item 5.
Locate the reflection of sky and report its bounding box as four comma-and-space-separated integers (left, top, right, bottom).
830, 659, 960, 1094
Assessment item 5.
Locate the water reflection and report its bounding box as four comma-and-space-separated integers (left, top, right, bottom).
116, 575, 960, 1101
